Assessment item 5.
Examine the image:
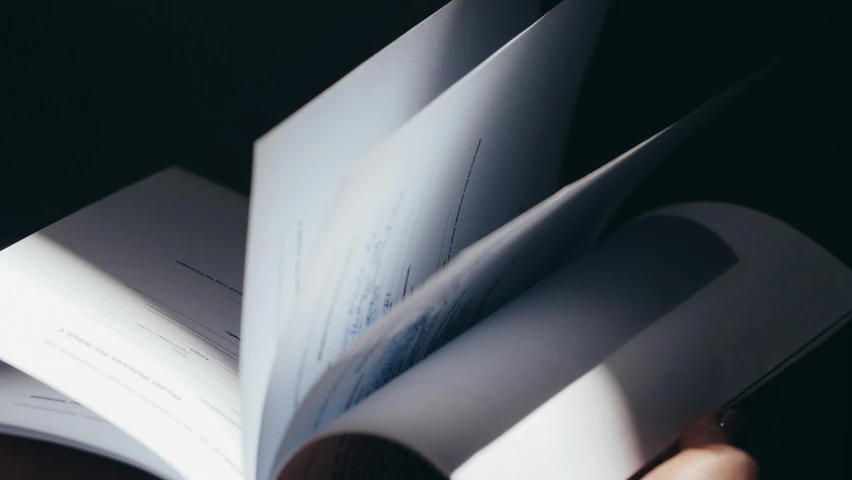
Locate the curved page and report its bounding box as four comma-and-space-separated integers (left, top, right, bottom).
0, 361, 179, 480
0, 168, 247, 480
241, 1, 541, 475
259, 0, 611, 476
271, 58, 764, 475
453, 203, 852, 479
287, 203, 852, 480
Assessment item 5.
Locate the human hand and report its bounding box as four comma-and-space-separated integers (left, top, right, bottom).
642, 410, 758, 479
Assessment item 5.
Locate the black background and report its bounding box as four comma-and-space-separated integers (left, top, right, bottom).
0, 0, 845, 478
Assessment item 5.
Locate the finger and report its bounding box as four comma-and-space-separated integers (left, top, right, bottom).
642, 410, 758, 480
680, 410, 744, 449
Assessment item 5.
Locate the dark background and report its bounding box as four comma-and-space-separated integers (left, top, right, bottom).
0, 0, 844, 478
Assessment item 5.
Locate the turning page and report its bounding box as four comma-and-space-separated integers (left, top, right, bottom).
283, 203, 852, 480
256, 0, 611, 476
270, 59, 765, 475
0, 168, 248, 480
240, 2, 541, 475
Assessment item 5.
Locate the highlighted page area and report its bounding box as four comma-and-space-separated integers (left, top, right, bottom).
0, 168, 248, 480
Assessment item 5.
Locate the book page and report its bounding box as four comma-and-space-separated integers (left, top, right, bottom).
0, 168, 248, 480
240, 1, 540, 475
455, 203, 852, 479
255, 1, 611, 477
281, 203, 852, 480
0, 361, 180, 480
269, 61, 764, 475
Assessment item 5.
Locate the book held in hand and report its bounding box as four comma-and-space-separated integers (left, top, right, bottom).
1, 1, 848, 479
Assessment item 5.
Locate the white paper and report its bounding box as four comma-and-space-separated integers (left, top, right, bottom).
0, 168, 248, 480
452, 203, 852, 479
0, 361, 180, 480
278, 209, 741, 478
241, 2, 541, 475
276, 202, 852, 480
272, 63, 764, 476
258, 1, 611, 476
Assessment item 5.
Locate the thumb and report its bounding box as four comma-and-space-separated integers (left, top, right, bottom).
643, 410, 759, 480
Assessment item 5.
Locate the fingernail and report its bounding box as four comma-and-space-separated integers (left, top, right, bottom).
718, 409, 745, 445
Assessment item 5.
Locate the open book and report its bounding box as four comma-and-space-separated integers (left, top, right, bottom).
1, 1, 849, 479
